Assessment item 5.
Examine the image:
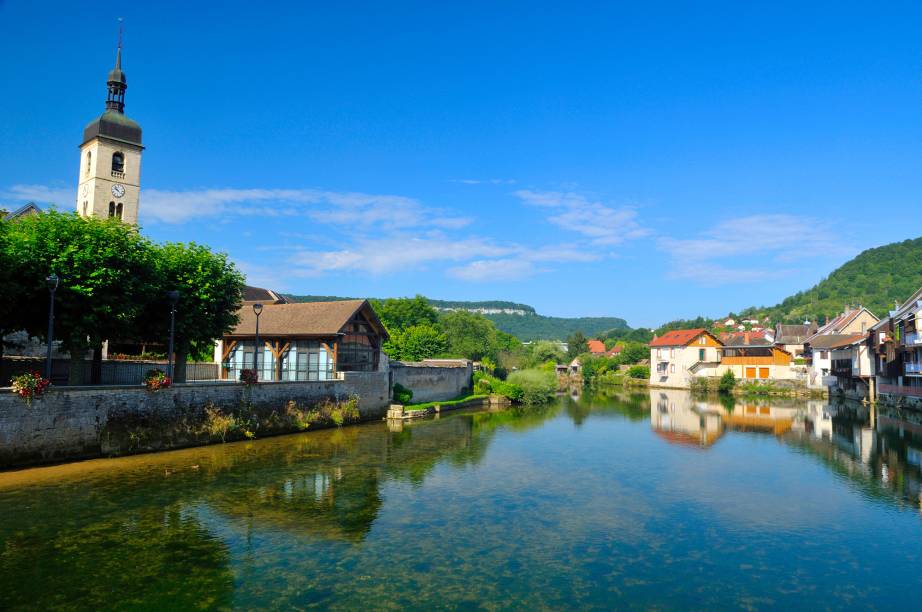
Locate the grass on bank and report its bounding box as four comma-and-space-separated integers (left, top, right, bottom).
403, 393, 489, 411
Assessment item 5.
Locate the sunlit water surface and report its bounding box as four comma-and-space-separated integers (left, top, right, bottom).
3, 389, 922, 610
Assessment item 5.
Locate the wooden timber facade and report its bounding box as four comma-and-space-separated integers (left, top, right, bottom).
219, 299, 389, 382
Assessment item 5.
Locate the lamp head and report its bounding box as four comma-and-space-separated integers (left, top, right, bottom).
253, 302, 263, 316
46, 273, 59, 291
166, 290, 180, 304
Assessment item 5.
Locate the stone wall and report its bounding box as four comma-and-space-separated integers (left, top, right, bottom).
0, 371, 389, 468
390, 360, 472, 403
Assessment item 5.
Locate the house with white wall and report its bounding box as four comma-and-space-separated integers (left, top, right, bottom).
649, 329, 722, 388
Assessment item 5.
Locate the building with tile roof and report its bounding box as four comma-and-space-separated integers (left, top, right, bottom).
649, 329, 723, 388
219, 299, 388, 382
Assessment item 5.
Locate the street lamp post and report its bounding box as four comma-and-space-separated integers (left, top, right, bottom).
166, 291, 180, 380
252, 303, 263, 379
44, 273, 59, 381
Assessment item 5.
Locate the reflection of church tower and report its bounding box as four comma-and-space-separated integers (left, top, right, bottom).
76, 31, 143, 224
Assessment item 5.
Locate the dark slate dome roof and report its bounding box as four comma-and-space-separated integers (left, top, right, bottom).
83, 110, 142, 146
107, 67, 126, 84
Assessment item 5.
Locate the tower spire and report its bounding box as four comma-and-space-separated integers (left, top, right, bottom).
105, 18, 127, 113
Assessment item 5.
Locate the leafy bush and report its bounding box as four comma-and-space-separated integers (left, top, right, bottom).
393, 383, 413, 404
493, 380, 525, 403
718, 370, 736, 394
689, 377, 712, 394
626, 365, 649, 379
507, 368, 556, 404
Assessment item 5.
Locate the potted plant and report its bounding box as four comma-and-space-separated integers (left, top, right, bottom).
10, 371, 51, 406
144, 369, 172, 391
239, 368, 258, 387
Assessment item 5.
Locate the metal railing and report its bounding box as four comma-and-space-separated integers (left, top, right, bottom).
1, 357, 221, 387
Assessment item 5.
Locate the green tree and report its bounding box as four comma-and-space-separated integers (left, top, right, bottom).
145, 243, 245, 382
5, 212, 158, 383
439, 310, 501, 361
0, 219, 29, 365
566, 331, 588, 359
619, 342, 649, 364
371, 295, 439, 331
530, 340, 566, 365
384, 323, 448, 361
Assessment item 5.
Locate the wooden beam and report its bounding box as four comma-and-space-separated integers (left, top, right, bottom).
221, 340, 238, 363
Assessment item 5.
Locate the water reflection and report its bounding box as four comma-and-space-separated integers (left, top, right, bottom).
4, 394, 922, 608
649, 388, 922, 510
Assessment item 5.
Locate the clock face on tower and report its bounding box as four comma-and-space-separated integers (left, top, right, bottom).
111, 184, 126, 198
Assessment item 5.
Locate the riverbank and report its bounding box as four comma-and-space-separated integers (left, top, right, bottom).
0, 373, 390, 470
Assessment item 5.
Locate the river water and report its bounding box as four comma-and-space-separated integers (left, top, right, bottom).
2, 389, 922, 610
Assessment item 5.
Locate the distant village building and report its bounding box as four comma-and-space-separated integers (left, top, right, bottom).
774, 322, 817, 359
587, 339, 606, 355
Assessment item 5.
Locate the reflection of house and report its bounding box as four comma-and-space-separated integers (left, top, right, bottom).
723, 404, 798, 435
649, 390, 724, 447
219, 299, 388, 381
720, 333, 794, 381
872, 285, 922, 403
649, 329, 722, 388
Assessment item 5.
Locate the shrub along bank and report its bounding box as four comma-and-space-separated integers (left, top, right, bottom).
473, 368, 556, 404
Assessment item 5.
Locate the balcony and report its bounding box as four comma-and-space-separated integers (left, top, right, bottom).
905, 332, 922, 346
906, 362, 922, 375
111, 170, 125, 179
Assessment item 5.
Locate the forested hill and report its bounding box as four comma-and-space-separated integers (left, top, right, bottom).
285, 294, 628, 341
741, 237, 922, 323
484, 313, 629, 341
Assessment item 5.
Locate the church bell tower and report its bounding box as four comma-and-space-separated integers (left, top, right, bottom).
76, 31, 143, 224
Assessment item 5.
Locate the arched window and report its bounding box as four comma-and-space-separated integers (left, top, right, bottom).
86, 151, 92, 176
111, 152, 125, 174
108, 201, 116, 217
116, 203, 123, 220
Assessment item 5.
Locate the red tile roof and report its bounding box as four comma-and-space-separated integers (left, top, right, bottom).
606, 346, 623, 356
650, 328, 713, 347
587, 340, 606, 354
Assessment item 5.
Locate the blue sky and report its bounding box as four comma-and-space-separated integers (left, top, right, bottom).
2, 1, 921, 327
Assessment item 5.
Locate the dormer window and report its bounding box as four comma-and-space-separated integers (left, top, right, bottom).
111, 152, 125, 177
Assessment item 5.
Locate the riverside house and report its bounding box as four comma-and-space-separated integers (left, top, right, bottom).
871, 285, 922, 403
649, 329, 722, 388
774, 322, 817, 360
218, 299, 389, 382
720, 333, 795, 382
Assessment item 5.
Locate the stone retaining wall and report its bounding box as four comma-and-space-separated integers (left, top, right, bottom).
390, 360, 472, 403
0, 371, 389, 468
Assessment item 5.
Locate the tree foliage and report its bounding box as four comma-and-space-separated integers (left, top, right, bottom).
1, 212, 244, 383
146, 243, 245, 381
738, 237, 922, 324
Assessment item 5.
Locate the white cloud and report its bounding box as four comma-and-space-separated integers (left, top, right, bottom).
449, 259, 538, 281
658, 214, 854, 285
0, 184, 73, 209
514, 189, 648, 246
135, 187, 470, 228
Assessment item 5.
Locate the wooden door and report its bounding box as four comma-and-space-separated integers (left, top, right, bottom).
758, 367, 770, 379
745, 367, 757, 379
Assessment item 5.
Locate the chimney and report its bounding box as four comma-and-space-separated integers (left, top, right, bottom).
744, 332, 750, 345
